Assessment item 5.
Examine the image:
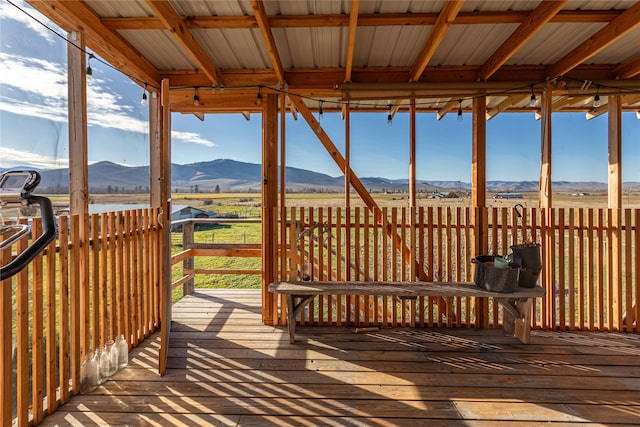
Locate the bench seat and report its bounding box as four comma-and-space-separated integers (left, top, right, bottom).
268, 281, 546, 344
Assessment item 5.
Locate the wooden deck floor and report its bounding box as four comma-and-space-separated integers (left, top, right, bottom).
41, 289, 640, 426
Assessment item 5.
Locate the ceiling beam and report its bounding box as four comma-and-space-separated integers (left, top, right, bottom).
486, 94, 531, 120
30, 0, 161, 87
409, 0, 464, 82
547, 1, 640, 79
478, 1, 567, 81
250, 0, 286, 85
613, 54, 640, 79
344, 0, 359, 83
161, 64, 638, 92
146, 0, 222, 86
436, 100, 459, 120
101, 10, 624, 31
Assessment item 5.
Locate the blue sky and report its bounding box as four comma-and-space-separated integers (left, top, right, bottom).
1, 0, 639, 183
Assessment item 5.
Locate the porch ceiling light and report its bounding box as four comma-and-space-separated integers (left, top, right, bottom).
529, 84, 537, 107
593, 85, 601, 108
193, 88, 200, 107
457, 99, 463, 121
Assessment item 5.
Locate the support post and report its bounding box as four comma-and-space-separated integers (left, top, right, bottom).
345, 102, 351, 208
182, 221, 194, 295
409, 99, 417, 208
539, 87, 554, 328
472, 96, 488, 327
262, 93, 279, 324
157, 79, 171, 376
608, 95, 622, 329
67, 31, 88, 398
539, 88, 553, 208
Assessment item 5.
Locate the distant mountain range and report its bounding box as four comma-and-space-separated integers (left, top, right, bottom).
3, 159, 639, 194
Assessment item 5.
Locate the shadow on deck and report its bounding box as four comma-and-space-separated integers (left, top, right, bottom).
41, 289, 640, 426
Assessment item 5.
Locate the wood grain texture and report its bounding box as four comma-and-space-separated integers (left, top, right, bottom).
39, 289, 640, 427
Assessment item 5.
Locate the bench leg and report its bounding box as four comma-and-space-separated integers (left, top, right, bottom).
512, 298, 533, 344
286, 295, 296, 344
286, 295, 317, 344
497, 297, 533, 344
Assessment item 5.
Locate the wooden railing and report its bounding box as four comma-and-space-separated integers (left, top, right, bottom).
170, 218, 262, 295
0, 208, 162, 427
2, 205, 638, 426
268, 206, 639, 333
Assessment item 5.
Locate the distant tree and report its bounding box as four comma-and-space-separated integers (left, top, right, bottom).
214, 184, 220, 193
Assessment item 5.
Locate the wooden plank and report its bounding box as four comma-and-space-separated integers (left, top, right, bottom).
547, 2, 640, 78
40, 289, 640, 426
568, 208, 576, 330
100, 212, 108, 346
46, 217, 58, 414
344, 0, 359, 82
409, 0, 464, 81
269, 281, 545, 299
363, 208, 371, 326
32, 219, 45, 422
587, 209, 595, 330
118, 211, 128, 343
0, 230, 12, 425
58, 217, 70, 402
558, 208, 566, 329
90, 214, 99, 350
477, 1, 567, 80
597, 209, 605, 330
70, 215, 81, 396
143, 209, 151, 336
577, 209, 585, 329
16, 220, 29, 426
623, 209, 632, 332
121, 211, 130, 343
135, 209, 144, 340
108, 212, 117, 340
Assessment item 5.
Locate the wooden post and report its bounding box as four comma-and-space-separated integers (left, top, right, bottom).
0, 249, 10, 427
539, 88, 553, 208
472, 96, 488, 327
182, 221, 194, 295
345, 102, 351, 208
409, 99, 417, 208
150, 88, 162, 207
539, 87, 554, 328
262, 93, 278, 324
67, 31, 90, 369
608, 95, 622, 329
157, 79, 171, 376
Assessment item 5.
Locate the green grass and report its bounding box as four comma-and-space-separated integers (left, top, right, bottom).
170, 220, 262, 303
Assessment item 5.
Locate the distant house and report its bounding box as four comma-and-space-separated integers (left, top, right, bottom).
494, 193, 523, 199
171, 205, 217, 231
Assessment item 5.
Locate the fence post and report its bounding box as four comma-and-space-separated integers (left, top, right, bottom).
183, 221, 194, 295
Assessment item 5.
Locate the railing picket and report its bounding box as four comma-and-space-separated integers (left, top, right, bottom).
70, 215, 81, 395
558, 208, 566, 329
597, 209, 605, 330
568, 208, 576, 330
336, 207, 343, 326
47, 216, 58, 415
32, 218, 44, 423
16, 219, 29, 425
624, 209, 633, 332
0, 234, 10, 427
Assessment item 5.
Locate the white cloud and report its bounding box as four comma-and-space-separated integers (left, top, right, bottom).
171, 130, 216, 147
0, 146, 68, 169
0, 0, 57, 44
1, 51, 216, 152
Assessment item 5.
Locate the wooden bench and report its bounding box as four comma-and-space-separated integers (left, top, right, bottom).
268, 281, 546, 344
